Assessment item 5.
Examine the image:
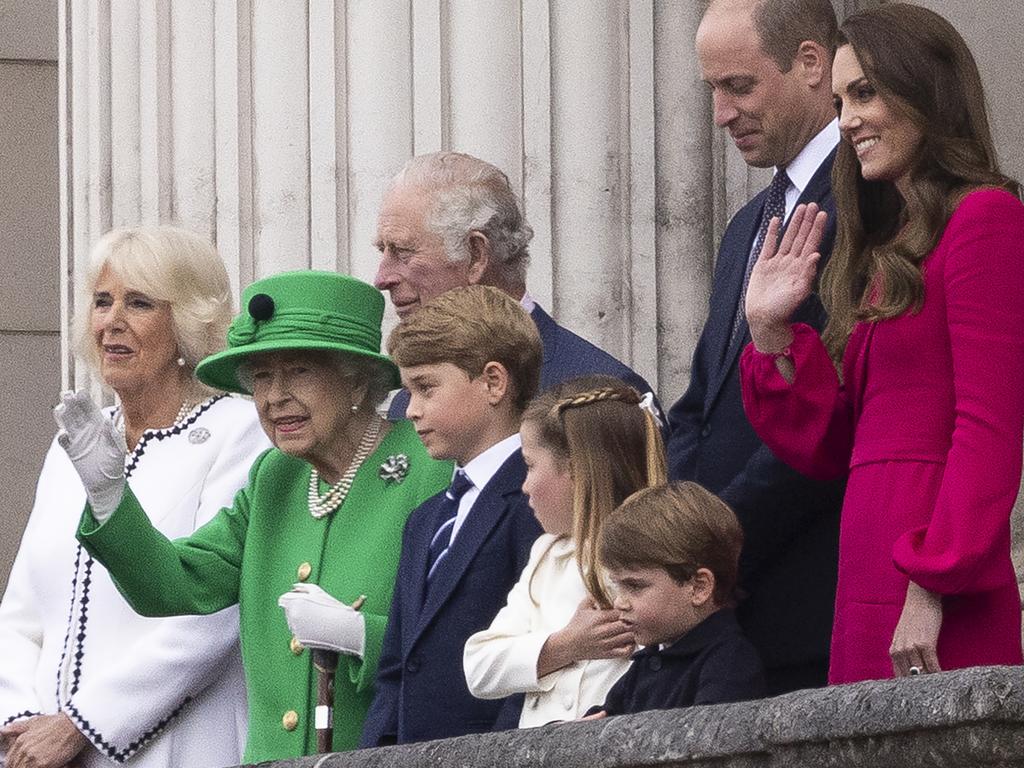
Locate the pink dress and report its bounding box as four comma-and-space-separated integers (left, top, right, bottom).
740, 188, 1024, 684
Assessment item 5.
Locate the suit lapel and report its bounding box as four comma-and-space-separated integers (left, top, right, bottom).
401, 494, 447, 649
530, 305, 556, 386
706, 149, 838, 410
411, 452, 525, 645
704, 195, 765, 409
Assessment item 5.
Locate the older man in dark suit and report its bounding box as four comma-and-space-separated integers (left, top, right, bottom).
665, 0, 845, 694
373, 151, 658, 419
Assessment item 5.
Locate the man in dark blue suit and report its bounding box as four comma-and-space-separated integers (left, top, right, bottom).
360, 286, 542, 747
372, 150, 659, 420
665, 0, 845, 694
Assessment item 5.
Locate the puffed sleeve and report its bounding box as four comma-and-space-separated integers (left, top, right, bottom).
740, 322, 855, 481
893, 190, 1024, 594
463, 536, 559, 699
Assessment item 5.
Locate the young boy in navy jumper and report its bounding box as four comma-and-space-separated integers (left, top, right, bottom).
586, 482, 765, 718
360, 285, 543, 747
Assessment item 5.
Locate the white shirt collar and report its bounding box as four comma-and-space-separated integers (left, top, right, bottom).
519, 291, 536, 314
782, 118, 839, 203
448, 432, 523, 544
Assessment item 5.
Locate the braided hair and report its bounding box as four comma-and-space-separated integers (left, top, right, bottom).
522, 375, 667, 608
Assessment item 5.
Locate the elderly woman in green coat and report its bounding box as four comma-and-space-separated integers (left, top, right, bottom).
54, 271, 451, 762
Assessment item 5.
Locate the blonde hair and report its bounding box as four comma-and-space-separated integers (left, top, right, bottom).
73, 225, 234, 398
600, 482, 744, 605
387, 285, 542, 412
523, 375, 667, 608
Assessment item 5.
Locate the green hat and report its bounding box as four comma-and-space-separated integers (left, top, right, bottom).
196, 270, 399, 394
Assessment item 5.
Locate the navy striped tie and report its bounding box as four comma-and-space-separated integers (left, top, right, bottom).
426, 470, 474, 582
730, 168, 791, 343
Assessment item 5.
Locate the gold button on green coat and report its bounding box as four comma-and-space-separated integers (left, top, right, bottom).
282, 710, 299, 731
77, 420, 451, 763
297, 562, 312, 581
289, 636, 304, 655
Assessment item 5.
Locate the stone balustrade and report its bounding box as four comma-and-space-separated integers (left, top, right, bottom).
243, 665, 1024, 768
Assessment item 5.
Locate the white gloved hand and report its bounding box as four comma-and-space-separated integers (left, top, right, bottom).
53, 390, 127, 523
278, 583, 366, 658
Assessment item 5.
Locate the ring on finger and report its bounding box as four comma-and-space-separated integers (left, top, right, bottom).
909, 665, 922, 676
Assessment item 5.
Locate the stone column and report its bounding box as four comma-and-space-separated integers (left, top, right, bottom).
60, 0, 711, 398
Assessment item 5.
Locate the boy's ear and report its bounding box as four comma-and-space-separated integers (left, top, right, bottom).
466, 231, 491, 285
480, 360, 511, 406
690, 568, 716, 607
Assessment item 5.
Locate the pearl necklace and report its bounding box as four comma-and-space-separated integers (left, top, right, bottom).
307, 416, 384, 519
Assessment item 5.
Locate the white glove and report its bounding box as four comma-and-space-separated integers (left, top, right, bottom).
53, 390, 127, 523
278, 583, 365, 658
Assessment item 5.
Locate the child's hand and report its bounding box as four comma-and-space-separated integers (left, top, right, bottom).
562, 597, 635, 661
578, 710, 607, 721
537, 598, 634, 677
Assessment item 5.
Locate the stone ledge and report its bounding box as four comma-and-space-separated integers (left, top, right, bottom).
243, 666, 1024, 768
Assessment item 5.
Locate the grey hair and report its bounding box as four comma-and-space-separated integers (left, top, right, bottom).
392, 151, 534, 284
73, 225, 234, 398
236, 350, 394, 411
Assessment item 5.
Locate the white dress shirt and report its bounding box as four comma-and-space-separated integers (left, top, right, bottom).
449, 432, 522, 544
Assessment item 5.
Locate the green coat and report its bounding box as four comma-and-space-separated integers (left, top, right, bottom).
78, 419, 451, 762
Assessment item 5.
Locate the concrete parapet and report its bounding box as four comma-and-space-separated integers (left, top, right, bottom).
242, 665, 1024, 768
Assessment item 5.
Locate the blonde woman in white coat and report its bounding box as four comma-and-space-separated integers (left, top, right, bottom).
464, 376, 667, 726
0, 227, 269, 768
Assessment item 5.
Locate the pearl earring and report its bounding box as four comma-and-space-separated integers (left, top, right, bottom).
350, 404, 359, 413
177, 357, 186, 367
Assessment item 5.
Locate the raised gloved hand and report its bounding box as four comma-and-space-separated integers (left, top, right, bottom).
278, 583, 366, 658
53, 390, 127, 523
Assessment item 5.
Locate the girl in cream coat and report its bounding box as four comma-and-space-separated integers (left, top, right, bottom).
464, 376, 667, 726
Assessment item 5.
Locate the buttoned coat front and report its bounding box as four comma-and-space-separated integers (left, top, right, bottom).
77, 420, 450, 762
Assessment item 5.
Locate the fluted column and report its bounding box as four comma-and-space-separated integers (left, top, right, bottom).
60, 0, 877, 401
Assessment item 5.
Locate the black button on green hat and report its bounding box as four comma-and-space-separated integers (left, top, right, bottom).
248, 293, 275, 321
195, 271, 399, 394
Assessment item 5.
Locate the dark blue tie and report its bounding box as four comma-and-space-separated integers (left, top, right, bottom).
731, 168, 791, 342
426, 470, 474, 582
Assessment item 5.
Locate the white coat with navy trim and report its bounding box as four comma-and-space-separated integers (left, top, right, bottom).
0, 395, 269, 767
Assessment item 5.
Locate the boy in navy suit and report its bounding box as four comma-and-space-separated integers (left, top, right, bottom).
585, 483, 765, 718
360, 285, 543, 747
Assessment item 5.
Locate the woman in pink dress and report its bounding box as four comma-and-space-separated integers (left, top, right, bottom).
740, 3, 1024, 685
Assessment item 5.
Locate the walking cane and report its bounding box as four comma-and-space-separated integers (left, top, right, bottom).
313, 595, 365, 754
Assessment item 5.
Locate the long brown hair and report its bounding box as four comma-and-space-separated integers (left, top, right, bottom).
522, 375, 667, 608
822, 3, 1020, 361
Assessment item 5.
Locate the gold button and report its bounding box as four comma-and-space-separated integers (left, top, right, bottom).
282, 710, 299, 731
297, 562, 312, 581
290, 636, 304, 655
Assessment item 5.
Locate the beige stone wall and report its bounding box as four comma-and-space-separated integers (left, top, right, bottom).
0, 1, 60, 591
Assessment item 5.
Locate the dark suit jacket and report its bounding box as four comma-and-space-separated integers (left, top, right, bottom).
359, 451, 542, 747
388, 303, 660, 420
665, 151, 844, 691
594, 609, 765, 716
